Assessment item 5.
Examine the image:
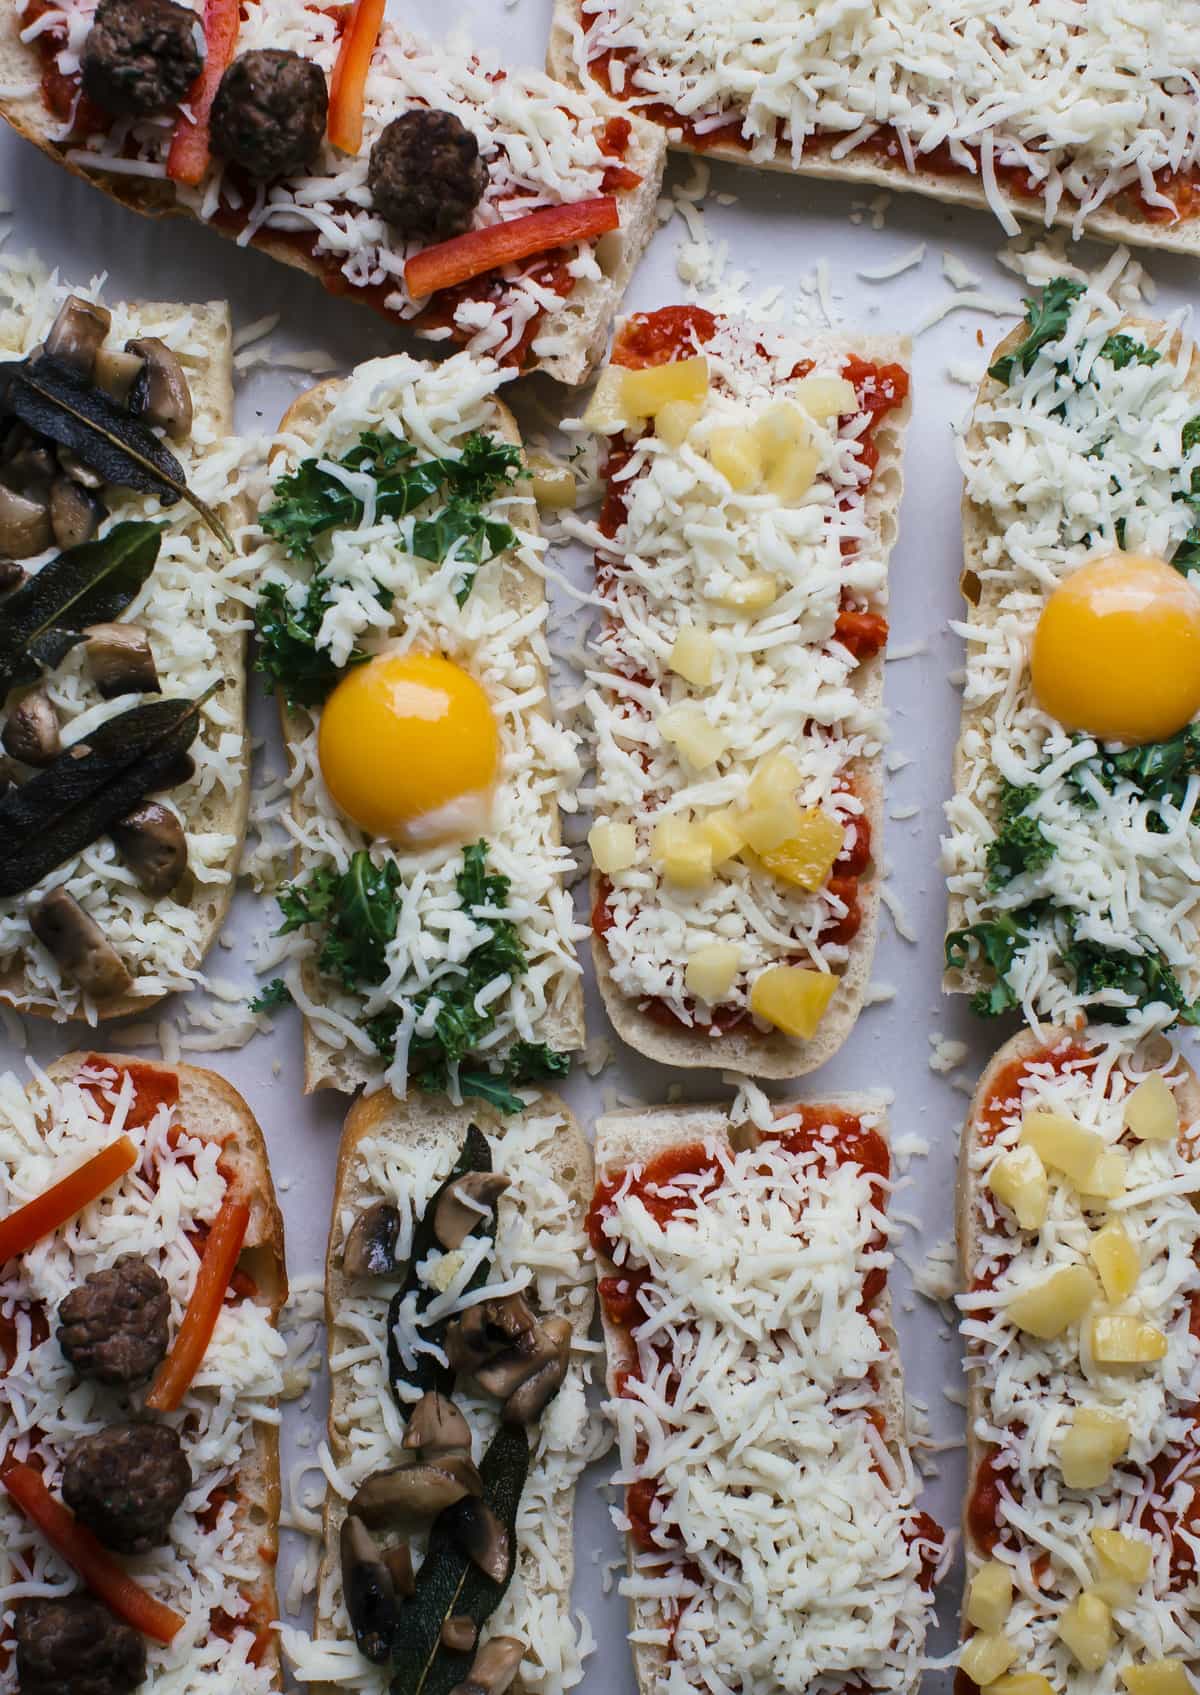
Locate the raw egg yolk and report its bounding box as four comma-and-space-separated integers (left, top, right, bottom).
318, 651, 500, 845
1030, 552, 1200, 744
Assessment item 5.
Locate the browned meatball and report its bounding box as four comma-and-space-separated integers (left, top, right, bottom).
62, 1422, 191, 1555
13, 1594, 146, 1695
210, 49, 328, 180
80, 0, 203, 118
368, 109, 488, 240
57, 1254, 170, 1386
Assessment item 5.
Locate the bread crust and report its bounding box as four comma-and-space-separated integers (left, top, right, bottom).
0, 3, 665, 387
944, 309, 1200, 1003
592, 1098, 916, 1695
591, 330, 910, 1076
265, 365, 585, 1095
546, 7, 1200, 260
0, 297, 250, 1023
41, 1050, 288, 1690
311, 1089, 595, 1695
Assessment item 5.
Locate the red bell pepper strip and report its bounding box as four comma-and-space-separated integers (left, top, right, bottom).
0, 1136, 137, 1267
1, 1462, 185, 1643
404, 195, 620, 298
145, 1195, 251, 1413
328, 0, 385, 155
166, 0, 241, 187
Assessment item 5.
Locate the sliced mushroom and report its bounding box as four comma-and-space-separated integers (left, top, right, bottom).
349, 1454, 482, 1531
3, 689, 60, 767
44, 296, 112, 378
126, 338, 193, 440
94, 345, 146, 408
442, 1616, 477, 1655
447, 1496, 510, 1585
384, 1541, 414, 1598
3, 437, 56, 493
110, 803, 188, 895
0, 560, 26, 593
339, 1514, 398, 1666
85, 623, 160, 698
449, 1635, 525, 1695
433, 1172, 511, 1251
29, 888, 133, 1000
49, 477, 105, 550
501, 1317, 572, 1427
402, 1392, 472, 1462
343, 1200, 402, 1280
445, 1293, 536, 1376
0, 482, 51, 559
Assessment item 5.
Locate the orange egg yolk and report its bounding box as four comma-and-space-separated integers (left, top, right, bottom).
1030, 552, 1200, 744
318, 651, 500, 845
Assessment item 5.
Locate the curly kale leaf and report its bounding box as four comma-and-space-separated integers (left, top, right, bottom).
985, 782, 1054, 889
254, 575, 366, 709
277, 852, 402, 994
1098, 334, 1160, 371
1062, 932, 1200, 1026
988, 279, 1085, 386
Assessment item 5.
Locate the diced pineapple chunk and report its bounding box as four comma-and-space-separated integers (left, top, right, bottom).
1006, 1265, 1099, 1339
747, 752, 802, 807
764, 440, 820, 502
793, 374, 857, 419
669, 625, 715, 687
708, 425, 764, 492
741, 796, 808, 856
655, 399, 703, 448
699, 808, 745, 867
987, 1145, 1049, 1231
582, 366, 632, 434
1121, 1663, 1193, 1695
1089, 1313, 1168, 1365
749, 966, 838, 1038
755, 399, 811, 459
960, 1634, 1018, 1687
1080, 1149, 1128, 1202
1090, 1221, 1139, 1303
658, 703, 728, 770
1020, 1110, 1105, 1186
685, 942, 741, 1002
527, 454, 577, 510
1123, 1073, 1179, 1143
1059, 1407, 1132, 1488
967, 1562, 1013, 1634
651, 817, 713, 888
588, 820, 637, 875
985, 1676, 1056, 1695
1091, 1527, 1152, 1586
710, 572, 779, 611
622, 356, 710, 419
1057, 1592, 1113, 1672
758, 809, 846, 891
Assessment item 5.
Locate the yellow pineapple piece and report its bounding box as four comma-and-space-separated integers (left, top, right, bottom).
685, 943, 741, 1002
793, 374, 857, 419
757, 809, 846, 891
1080, 1149, 1128, 1202
1020, 1110, 1105, 1186
1121, 1663, 1192, 1695
1091, 1527, 1152, 1586
987, 1146, 1049, 1230
966, 1562, 1013, 1634
527, 454, 577, 509
658, 703, 728, 770
1057, 1593, 1113, 1672
708, 425, 764, 492
1059, 1407, 1131, 1488
699, 808, 745, 868
985, 1677, 1056, 1695
622, 356, 710, 419
1090, 1221, 1139, 1303
1089, 1314, 1167, 1365
1123, 1074, 1179, 1142
582, 366, 631, 434
655, 399, 703, 448
588, 821, 637, 875
960, 1635, 1018, 1687
651, 817, 713, 888
749, 966, 837, 1038
669, 626, 715, 687
710, 572, 779, 612
1006, 1265, 1099, 1339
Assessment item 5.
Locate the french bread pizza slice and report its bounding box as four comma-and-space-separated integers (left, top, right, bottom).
282, 1092, 596, 1695
957, 1030, 1200, 1695
549, 0, 1200, 258
0, 1050, 287, 1694
0, 265, 251, 1021
248, 351, 585, 1104
945, 276, 1200, 1038
581, 307, 909, 1074
0, 0, 664, 383
590, 1098, 944, 1695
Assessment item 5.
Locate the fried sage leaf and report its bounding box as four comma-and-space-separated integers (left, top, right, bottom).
387, 1125, 494, 1407
0, 356, 231, 548
0, 692, 209, 898
0, 520, 164, 697
389, 1425, 530, 1695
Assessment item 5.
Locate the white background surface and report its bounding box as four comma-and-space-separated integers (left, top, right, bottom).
3, 0, 1200, 1685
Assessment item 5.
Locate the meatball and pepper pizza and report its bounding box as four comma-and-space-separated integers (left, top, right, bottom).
0, 0, 666, 381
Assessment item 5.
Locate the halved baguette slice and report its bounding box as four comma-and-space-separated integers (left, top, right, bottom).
586, 312, 909, 1075
0, 2, 664, 385
291, 1090, 595, 1695
593, 1098, 940, 1695
957, 1030, 1200, 1690
546, 5, 1200, 259
0, 1050, 286, 1688
255, 352, 585, 1097
0, 281, 250, 1022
